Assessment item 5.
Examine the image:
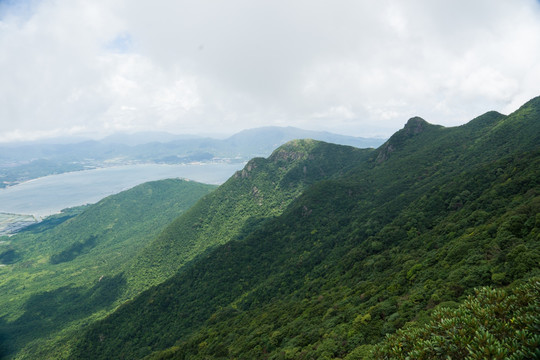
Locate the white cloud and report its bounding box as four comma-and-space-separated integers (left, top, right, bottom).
0, 0, 539, 141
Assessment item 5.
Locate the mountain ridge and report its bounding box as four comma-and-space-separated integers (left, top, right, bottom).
122, 139, 371, 295
69, 97, 540, 359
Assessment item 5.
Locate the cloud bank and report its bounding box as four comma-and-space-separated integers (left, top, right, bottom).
1, 0, 539, 141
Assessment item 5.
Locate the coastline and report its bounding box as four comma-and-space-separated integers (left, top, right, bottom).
0, 162, 243, 217
0, 159, 243, 190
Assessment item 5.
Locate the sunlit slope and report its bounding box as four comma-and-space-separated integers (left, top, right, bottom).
0, 178, 216, 359
124, 140, 372, 295
72, 97, 539, 359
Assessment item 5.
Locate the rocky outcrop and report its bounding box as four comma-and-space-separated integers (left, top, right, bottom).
375, 117, 431, 163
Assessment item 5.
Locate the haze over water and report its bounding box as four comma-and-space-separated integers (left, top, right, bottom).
0, 163, 242, 217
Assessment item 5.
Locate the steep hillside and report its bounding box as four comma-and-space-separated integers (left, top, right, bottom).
0, 179, 216, 359
124, 140, 371, 295
70, 97, 540, 360
1, 140, 369, 360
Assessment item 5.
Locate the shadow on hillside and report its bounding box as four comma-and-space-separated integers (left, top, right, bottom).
0, 248, 21, 264
50, 235, 98, 264
234, 216, 269, 242
0, 333, 7, 359
0, 273, 126, 357
18, 214, 77, 234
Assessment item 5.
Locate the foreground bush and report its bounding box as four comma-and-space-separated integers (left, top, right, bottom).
372, 278, 540, 360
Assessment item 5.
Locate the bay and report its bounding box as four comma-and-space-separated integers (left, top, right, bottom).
0, 163, 243, 217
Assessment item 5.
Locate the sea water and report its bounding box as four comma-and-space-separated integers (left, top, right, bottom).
0, 163, 243, 217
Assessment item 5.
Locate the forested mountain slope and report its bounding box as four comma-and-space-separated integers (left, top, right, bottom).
71, 97, 540, 359
1, 141, 369, 360
124, 140, 371, 295
0, 179, 216, 359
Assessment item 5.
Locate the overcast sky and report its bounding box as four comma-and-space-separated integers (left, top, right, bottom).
1, 0, 539, 142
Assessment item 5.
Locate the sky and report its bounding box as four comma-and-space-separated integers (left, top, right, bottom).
1, 0, 540, 142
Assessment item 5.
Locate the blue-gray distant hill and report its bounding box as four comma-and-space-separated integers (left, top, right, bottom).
96, 126, 383, 160
222, 126, 383, 156
0, 127, 384, 187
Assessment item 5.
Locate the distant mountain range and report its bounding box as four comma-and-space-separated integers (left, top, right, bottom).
0, 126, 384, 188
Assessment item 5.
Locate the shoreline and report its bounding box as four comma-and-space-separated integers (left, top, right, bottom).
0, 160, 243, 191
0, 162, 243, 217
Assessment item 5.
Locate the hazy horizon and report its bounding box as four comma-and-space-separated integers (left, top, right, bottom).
1, 1, 539, 142
0, 124, 392, 145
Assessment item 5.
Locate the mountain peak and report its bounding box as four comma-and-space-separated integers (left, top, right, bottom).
403, 116, 430, 135
462, 111, 506, 131
268, 139, 318, 162
375, 117, 436, 163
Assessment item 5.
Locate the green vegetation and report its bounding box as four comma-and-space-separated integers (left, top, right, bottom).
0, 179, 215, 358
69, 98, 539, 360
372, 278, 539, 359
125, 139, 369, 294
3, 97, 540, 359
1, 140, 365, 359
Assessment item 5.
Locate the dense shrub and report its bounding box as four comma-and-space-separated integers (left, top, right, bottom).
372, 279, 540, 359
